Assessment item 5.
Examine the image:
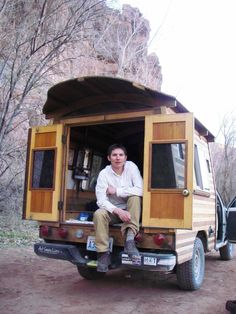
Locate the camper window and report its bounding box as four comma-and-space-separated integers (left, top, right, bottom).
194, 144, 210, 191
31, 149, 55, 189
150, 142, 185, 189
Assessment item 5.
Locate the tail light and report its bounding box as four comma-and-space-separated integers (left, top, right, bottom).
153, 233, 166, 247
40, 225, 51, 237
58, 228, 68, 238
135, 232, 143, 243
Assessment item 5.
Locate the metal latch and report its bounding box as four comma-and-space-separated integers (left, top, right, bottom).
58, 201, 63, 211
61, 134, 67, 144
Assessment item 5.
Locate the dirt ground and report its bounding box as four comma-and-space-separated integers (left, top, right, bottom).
0, 247, 236, 314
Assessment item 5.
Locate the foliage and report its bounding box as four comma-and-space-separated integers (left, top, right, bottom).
0, 1, 163, 244
211, 111, 236, 204
0, 0, 105, 206
0, 0, 162, 215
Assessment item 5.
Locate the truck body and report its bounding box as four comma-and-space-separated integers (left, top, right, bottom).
23, 76, 235, 290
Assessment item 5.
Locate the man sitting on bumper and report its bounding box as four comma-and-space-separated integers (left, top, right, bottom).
94, 144, 143, 272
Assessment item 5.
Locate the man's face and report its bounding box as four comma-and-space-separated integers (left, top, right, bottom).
108, 148, 127, 170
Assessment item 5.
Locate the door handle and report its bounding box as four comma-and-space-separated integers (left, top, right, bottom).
182, 189, 190, 197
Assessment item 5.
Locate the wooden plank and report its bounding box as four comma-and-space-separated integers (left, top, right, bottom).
35, 132, 56, 147
30, 190, 53, 213
153, 121, 185, 140
150, 193, 184, 219
104, 110, 156, 121
57, 110, 155, 125
57, 115, 105, 125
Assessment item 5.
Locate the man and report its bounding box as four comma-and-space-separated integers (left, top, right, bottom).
93, 144, 143, 272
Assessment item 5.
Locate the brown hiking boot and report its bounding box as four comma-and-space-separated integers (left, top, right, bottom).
97, 251, 111, 272
124, 240, 140, 258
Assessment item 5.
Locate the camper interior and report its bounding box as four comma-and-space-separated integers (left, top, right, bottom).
65, 120, 145, 221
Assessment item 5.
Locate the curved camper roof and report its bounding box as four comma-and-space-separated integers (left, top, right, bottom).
43, 76, 214, 142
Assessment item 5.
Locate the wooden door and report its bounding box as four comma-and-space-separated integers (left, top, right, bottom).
142, 113, 194, 229
25, 124, 64, 221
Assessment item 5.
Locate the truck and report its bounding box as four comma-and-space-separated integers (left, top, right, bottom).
23, 76, 236, 290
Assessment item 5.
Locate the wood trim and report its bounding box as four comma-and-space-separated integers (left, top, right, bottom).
57, 115, 105, 125
104, 110, 155, 122
143, 228, 175, 233
56, 109, 156, 125
22, 129, 32, 219
39, 222, 60, 227
60, 124, 68, 222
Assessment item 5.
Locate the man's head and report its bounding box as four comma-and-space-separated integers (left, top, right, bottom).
107, 144, 127, 172
107, 144, 127, 157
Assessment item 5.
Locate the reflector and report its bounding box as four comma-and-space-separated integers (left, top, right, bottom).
134, 232, 143, 243
58, 228, 68, 238
40, 225, 51, 237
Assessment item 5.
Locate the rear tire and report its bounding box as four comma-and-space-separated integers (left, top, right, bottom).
77, 266, 106, 280
176, 237, 205, 290
219, 242, 234, 260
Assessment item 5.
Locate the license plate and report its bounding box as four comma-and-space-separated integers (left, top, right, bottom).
143, 256, 157, 266
86, 236, 113, 252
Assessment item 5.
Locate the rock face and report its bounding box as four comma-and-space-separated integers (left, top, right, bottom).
60, 4, 162, 91
0, 0, 162, 216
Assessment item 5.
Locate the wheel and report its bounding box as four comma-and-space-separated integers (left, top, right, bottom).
77, 266, 106, 280
219, 242, 234, 260
176, 237, 205, 290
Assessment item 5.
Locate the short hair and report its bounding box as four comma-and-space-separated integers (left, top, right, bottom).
107, 144, 127, 156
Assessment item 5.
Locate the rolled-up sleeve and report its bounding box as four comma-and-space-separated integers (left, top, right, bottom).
116, 163, 143, 198
95, 171, 117, 213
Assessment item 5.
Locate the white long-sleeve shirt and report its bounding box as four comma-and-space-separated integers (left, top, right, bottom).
95, 161, 143, 213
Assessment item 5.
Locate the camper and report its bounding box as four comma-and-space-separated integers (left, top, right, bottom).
23, 76, 235, 290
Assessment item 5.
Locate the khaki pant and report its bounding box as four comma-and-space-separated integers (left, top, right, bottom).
93, 196, 141, 253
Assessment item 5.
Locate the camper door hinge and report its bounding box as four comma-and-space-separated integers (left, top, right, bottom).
58, 201, 64, 211
61, 134, 67, 144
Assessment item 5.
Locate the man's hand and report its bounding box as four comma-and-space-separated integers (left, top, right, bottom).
106, 185, 116, 195
113, 208, 131, 222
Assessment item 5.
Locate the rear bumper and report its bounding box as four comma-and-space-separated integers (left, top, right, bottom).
121, 252, 176, 272
34, 243, 86, 266
34, 242, 176, 272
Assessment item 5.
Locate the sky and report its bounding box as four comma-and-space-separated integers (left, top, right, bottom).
115, 0, 236, 138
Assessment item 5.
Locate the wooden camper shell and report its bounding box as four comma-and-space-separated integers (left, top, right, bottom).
39, 76, 215, 230
24, 76, 218, 265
